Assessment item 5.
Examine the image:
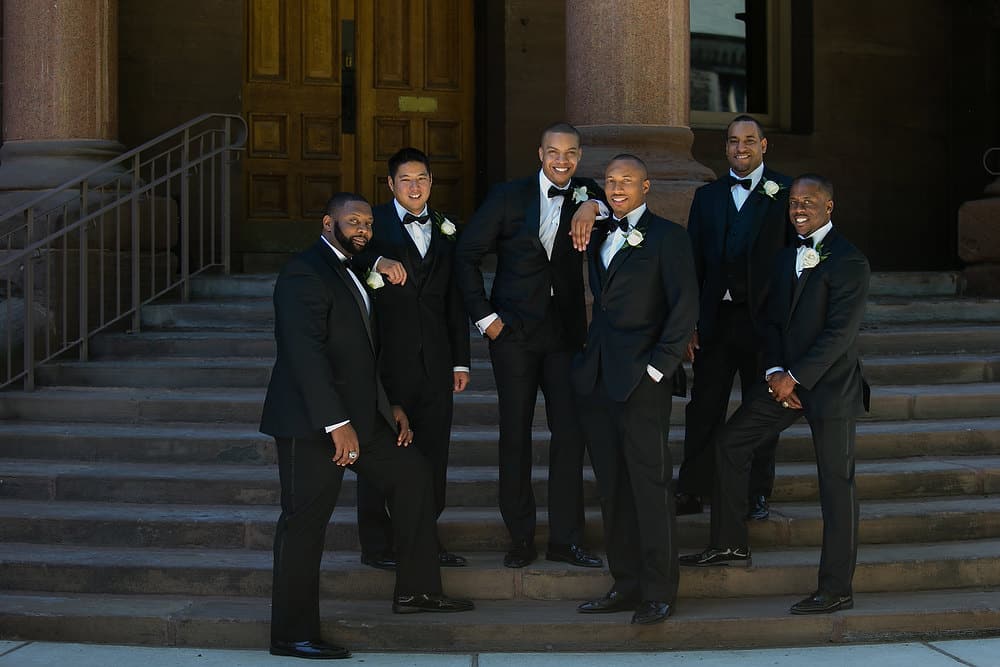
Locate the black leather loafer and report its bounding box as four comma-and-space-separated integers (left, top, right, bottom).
546, 543, 603, 568
503, 539, 537, 568
392, 592, 475, 614
747, 494, 770, 520
790, 590, 854, 614
675, 492, 703, 515
679, 546, 752, 567
269, 639, 351, 659
438, 550, 468, 567
631, 600, 673, 625
578, 590, 639, 614
360, 551, 398, 570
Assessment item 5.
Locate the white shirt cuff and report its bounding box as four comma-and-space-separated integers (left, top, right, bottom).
325, 420, 350, 433
646, 365, 664, 383
453, 366, 470, 373
594, 200, 610, 220
764, 366, 784, 380
475, 313, 499, 334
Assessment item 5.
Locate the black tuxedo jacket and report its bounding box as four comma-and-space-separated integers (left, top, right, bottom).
687, 167, 794, 339
764, 228, 871, 420
260, 239, 395, 440
455, 175, 604, 350
573, 210, 699, 402
356, 202, 471, 396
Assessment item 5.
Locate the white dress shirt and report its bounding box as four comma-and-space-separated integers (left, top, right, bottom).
394, 200, 433, 258
729, 161, 766, 212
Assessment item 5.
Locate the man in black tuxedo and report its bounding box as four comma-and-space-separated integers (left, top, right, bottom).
681, 175, 870, 616
455, 122, 605, 569
261, 193, 473, 660
574, 155, 698, 625
676, 114, 795, 521
353, 147, 471, 570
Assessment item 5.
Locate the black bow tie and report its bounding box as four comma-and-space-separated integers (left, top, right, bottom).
728, 176, 752, 190
547, 186, 569, 198
403, 212, 430, 225
796, 236, 814, 248
611, 216, 629, 233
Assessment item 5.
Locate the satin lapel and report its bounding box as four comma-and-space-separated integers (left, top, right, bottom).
713, 184, 730, 258
789, 266, 813, 322
604, 211, 648, 288
592, 226, 611, 289
525, 181, 544, 254
391, 215, 424, 288
318, 242, 376, 352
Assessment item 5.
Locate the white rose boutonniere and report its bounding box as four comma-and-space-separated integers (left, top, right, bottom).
625, 228, 644, 248
571, 185, 590, 204
800, 248, 821, 270
761, 179, 781, 199
432, 211, 457, 239
365, 268, 385, 290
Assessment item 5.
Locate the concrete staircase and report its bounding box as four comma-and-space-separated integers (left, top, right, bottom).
1, 271, 1000, 651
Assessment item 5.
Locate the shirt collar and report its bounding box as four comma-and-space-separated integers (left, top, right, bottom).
613, 203, 647, 230
801, 220, 834, 247
393, 198, 428, 223
729, 162, 766, 190
320, 234, 348, 262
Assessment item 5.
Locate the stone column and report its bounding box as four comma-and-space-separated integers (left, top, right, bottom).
0, 0, 121, 192
958, 164, 1000, 296
566, 0, 714, 225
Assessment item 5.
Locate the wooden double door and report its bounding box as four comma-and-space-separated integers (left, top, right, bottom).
243, 0, 475, 250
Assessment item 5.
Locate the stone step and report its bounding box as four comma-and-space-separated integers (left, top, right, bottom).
137, 295, 1000, 334
1, 539, 999, 601
34, 353, 1000, 389
1, 418, 998, 467
1, 456, 997, 507
2, 496, 998, 552
189, 272, 963, 301
4, 383, 1000, 425
89, 323, 1000, 361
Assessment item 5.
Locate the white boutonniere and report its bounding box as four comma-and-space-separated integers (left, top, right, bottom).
761, 179, 781, 199
364, 268, 385, 290
798, 243, 829, 271
432, 211, 457, 238
625, 228, 644, 248
571, 185, 590, 204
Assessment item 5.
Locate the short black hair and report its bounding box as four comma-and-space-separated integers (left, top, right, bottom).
540, 121, 581, 145
608, 153, 648, 178
324, 192, 370, 218
387, 147, 431, 179
726, 114, 765, 140
791, 173, 834, 199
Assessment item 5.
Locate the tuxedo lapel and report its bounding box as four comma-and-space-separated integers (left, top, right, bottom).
524, 181, 544, 253
604, 211, 648, 288
318, 241, 376, 352
712, 183, 729, 258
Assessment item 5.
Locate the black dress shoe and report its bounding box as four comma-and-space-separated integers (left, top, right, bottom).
503, 539, 537, 568
675, 492, 703, 515
747, 494, 770, 520
438, 550, 467, 567
546, 543, 604, 568
269, 639, 351, 659
679, 546, 752, 567
631, 600, 673, 625
790, 590, 854, 614
360, 551, 398, 570
392, 592, 475, 614
577, 590, 639, 614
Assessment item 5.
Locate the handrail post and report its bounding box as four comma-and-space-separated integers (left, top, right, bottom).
79, 182, 89, 361
181, 128, 191, 301
222, 117, 233, 275
23, 209, 35, 391
131, 153, 141, 332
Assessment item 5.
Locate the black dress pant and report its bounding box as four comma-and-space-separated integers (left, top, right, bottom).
488, 305, 585, 546
356, 368, 454, 554
712, 382, 859, 596
578, 373, 679, 602
270, 422, 441, 643
679, 303, 778, 499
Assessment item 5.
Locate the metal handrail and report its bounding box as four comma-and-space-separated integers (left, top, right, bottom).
0, 113, 247, 390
